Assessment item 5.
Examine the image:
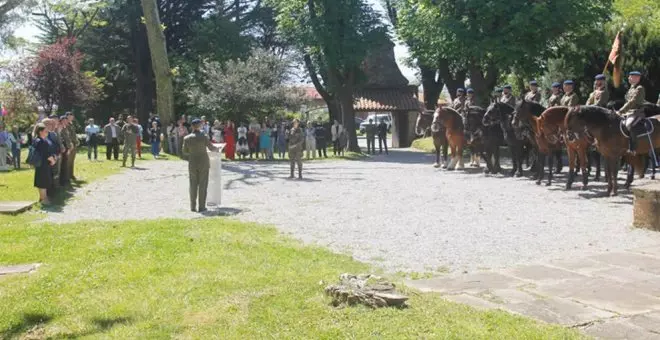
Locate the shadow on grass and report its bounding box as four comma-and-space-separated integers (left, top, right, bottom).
1, 313, 53, 339
91, 316, 133, 331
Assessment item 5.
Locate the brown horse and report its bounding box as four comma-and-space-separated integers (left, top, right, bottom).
415, 110, 449, 168
433, 106, 466, 170
565, 106, 660, 196
531, 106, 600, 190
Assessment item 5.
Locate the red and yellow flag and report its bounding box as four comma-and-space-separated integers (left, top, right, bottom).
605, 31, 623, 88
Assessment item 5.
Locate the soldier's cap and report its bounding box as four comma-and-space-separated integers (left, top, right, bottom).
551, 82, 561, 88
191, 118, 202, 125
457, 88, 465, 93
594, 74, 606, 80
65, 111, 73, 116
503, 85, 512, 89
59, 115, 67, 121
529, 80, 538, 86
48, 114, 58, 119
563, 80, 575, 85
629, 71, 642, 76
466, 88, 474, 93
495, 87, 503, 92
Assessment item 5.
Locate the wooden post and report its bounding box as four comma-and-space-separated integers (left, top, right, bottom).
632, 182, 660, 232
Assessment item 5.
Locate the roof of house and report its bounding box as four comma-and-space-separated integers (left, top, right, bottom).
353, 88, 421, 112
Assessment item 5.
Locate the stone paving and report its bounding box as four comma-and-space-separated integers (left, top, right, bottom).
408, 245, 660, 339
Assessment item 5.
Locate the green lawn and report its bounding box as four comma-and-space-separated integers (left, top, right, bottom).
0, 217, 584, 339
0, 145, 178, 203
411, 137, 436, 153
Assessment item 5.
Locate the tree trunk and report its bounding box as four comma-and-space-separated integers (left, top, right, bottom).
141, 0, 174, 126
338, 84, 359, 153
420, 65, 442, 110
130, 0, 155, 123
438, 60, 466, 101
327, 99, 340, 122
468, 63, 499, 107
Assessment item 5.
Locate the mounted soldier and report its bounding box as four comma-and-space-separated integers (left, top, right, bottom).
452, 88, 467, 113
560, 80, 580, 107
586, 74, 610, 107
616, 71, 646, 155
500, 85, 516, 107
465, 88, 477, 108
547, 82, 562, 107
524, 80, 541, 103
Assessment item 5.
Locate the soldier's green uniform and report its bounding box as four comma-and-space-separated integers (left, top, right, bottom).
619, 83, 646, 116
59, 119, 74, 185
548, 82, 562, 107
182, 122, 218, 212
452, 96, 467, 113
500, 93, 516, 107
586, 75, 610, 107
560, 92, 580, 107
288, 123, 304, 179
121, 122, 140, 167
67, 115, 79, 180
618, 71, 646, 154
586, 87, 609, 107
524, 90, 541, 103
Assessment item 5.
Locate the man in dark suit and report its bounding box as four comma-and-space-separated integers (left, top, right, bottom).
104, 117, 120, 160
377, 119, 388, 154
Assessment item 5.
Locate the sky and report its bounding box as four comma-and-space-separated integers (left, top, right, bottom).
10, 0, 418, 83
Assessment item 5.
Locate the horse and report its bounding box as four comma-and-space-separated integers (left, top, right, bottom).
511, 100, 557, 181
565, 106, 660, 196
528, 106, 600, 189
415, 110, 449, 168
483, 101, 526, 177
433, 106, 466, 170
464, 106, 504, 174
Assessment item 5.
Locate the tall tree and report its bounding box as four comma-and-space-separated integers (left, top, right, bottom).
32, 0, 107, 44
141, 0, 174, 125
392, 0, 612, 103
0, 0, 36, 47
269, 0, 386, 152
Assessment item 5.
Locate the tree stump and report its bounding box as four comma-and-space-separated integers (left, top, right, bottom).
324, 273, 408, 308
633, 182, 660, 231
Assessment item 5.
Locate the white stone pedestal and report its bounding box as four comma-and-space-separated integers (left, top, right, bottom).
207, 143, 226, 207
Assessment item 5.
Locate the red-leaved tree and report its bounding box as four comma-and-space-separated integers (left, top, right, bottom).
27, 37, 100, 115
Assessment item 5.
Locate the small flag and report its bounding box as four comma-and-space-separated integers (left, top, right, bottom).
605, 30, 623, 88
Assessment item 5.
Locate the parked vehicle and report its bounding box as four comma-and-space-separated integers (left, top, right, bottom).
359, 113, 392, 134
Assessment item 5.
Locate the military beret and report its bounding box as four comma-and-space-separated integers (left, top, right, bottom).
59, 115, 67, 120
594, 74, 606, 80
466, 88, 474, 93
629, 71, 642, 76
495, 87, 503, 92
457, 88, 465, 93
529, 80, 538, 86
563, 80, 575, 85
503, 85, 512, 89
191, 118, 202, 125
551, 82, 561, 88
65, 111, 73, 116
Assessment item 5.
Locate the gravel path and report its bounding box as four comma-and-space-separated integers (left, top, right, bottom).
46, 149, 660, 273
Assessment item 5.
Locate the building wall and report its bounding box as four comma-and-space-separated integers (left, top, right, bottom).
391, 111, 419, 148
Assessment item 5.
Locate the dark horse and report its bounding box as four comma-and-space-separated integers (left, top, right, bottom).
483, 102, 526, 177
565, 106, 660, 196
464, 106, 504, 174
416, 110, 449, 168
511, 100, 559, 182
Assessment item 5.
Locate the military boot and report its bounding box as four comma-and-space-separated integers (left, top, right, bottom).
298, 167, 302, 180
289, 164, 295, 179
627, 134, 638, 156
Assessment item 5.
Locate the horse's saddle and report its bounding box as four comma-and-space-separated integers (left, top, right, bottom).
620, 118, 655, 138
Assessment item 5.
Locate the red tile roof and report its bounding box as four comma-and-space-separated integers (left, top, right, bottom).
353, 88, 421, 112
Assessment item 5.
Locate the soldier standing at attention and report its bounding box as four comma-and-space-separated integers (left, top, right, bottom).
365, 118, 377, 155
59, 115, 73, 186
288, 119, 304, 179
586, 74, 610, 107
452, 88, 467, 112
616, 71, 646, 155
182, 118, 219, 212
524, 80, 541, 103
560, 80, 580, 107
500, 85, 516, 107
121, 116, 140, 168
548, 82, 562, 107
66, 112, 79, 181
